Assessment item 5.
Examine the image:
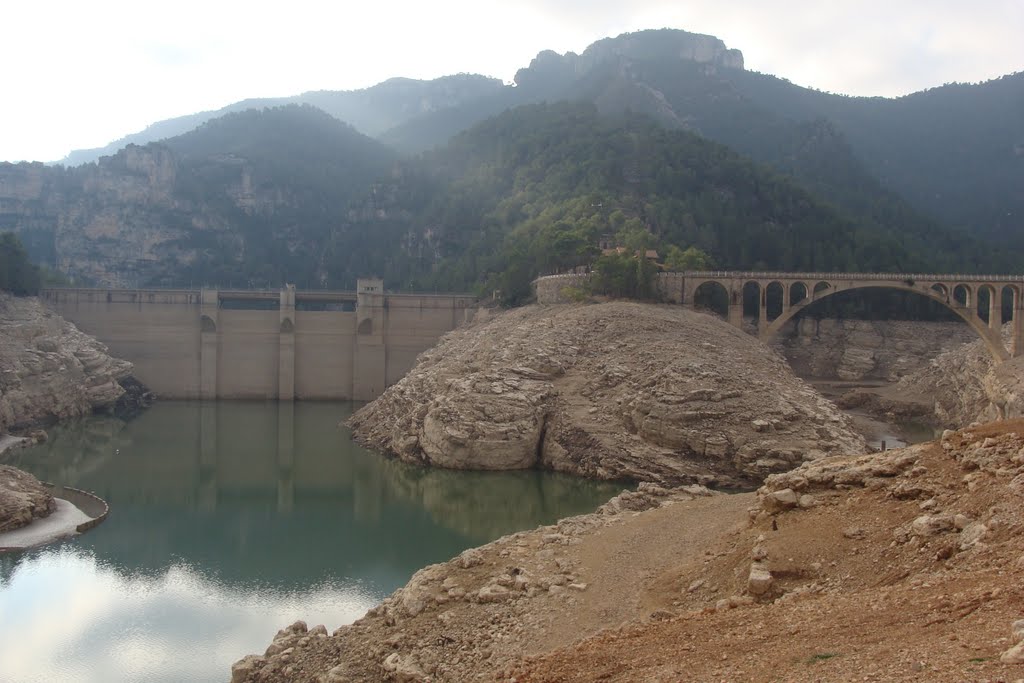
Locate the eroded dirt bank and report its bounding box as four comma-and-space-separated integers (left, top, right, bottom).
349, 303, 865, 489
233, 420, 1024, 683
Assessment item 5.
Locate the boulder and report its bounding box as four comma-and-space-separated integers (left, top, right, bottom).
747, 563, 774, 596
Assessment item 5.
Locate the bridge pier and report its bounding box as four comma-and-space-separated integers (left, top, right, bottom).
989, 290, 1000, 331
1013, 296, 1024, 358
758, 287, 768, 332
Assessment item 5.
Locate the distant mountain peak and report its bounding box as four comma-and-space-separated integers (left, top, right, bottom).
515, 28, 744, 88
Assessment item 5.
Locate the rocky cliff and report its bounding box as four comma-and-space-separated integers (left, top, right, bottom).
0, 148, 218, 287
514, 29, 743, 91
349, 303, 865, 488
0, 294, 134, 432
888, 327, 1024, 427
1, 106, 397, 288
775, 318, 976, 381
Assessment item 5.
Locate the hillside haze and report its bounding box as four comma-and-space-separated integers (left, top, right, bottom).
58, 74, 504, 166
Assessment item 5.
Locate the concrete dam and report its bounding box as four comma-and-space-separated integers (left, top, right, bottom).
41, 279, 478, 402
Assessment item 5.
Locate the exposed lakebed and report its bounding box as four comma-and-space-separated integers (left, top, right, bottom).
0, 401, 622, 683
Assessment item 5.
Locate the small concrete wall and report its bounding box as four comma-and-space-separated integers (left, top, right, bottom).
43, 484, 109, 533
534, 274, 592, 304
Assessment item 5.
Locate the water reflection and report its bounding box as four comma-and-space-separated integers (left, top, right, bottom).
0, 545, 375, 683
0, 401, 621, 683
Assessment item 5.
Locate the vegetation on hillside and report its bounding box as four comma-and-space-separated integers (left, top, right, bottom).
378, 31, 1022, 261
0, 233, 41, 295
400, 102, 979, 303
158, 105, 397, 288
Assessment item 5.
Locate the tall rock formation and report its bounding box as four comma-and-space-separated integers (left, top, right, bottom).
349, 302, 865, 488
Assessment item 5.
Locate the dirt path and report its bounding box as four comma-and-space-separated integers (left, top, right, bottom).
537, 493, 752, 654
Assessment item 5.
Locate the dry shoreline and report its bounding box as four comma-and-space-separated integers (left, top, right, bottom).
232, 420, 1024, 682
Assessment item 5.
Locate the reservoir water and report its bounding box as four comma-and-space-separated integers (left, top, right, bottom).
0, 401, 622, 683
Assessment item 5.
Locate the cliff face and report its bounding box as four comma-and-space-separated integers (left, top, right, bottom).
0, 294, 133, 432
891, 327, 1024, 428
349, 302, 865, 488
2, 106, 398, 289
514, 29, 743, 90
775, 318, 976, 381
0, 149, 230, 287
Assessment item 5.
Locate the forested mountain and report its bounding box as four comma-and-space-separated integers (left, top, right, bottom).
386, 102, 988, 301
382, 31, 1023, 249
722, 70, 1024, 240
5, 28, 1020, 302
58, 29, 1020, 250
1, 100, 997, 301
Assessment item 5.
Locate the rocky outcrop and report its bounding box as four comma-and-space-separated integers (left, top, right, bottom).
0, 464, 55, 533
350, 303, 865, 488
888, 327, 1024, 427
0, 147, 236, 287
515, 29, 743, 91
774, 318, 975, 381
0, 294, 136, 432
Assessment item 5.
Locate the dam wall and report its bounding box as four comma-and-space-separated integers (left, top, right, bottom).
40, 280, 477, 401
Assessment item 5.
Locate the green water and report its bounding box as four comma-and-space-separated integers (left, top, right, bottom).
0, 401, 623, 683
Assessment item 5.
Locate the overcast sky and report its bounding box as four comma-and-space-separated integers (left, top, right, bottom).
2, 0, 1021, 163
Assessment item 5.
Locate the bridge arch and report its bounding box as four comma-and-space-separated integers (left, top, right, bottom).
692, 280, 730, 317
741, 280, 761, 317
763, 282, 1010, 362
789, 282, 808, 306
765, 281, 785, 319
953, 284, 972, 307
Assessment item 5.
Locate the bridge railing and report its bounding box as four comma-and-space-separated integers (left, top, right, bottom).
676, 271, 1024, 283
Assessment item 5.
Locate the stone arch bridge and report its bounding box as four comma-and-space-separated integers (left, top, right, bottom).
656, 271, 1024, 361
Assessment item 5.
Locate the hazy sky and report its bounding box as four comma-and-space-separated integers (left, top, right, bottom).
2, 0, 1021, 163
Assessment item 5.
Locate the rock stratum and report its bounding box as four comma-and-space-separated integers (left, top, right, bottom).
863, 325, 1024, 429
349, 302, 865, 488
0, 294, 134, 432
776, 318, 974, 382
234, 420, 1024, 682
